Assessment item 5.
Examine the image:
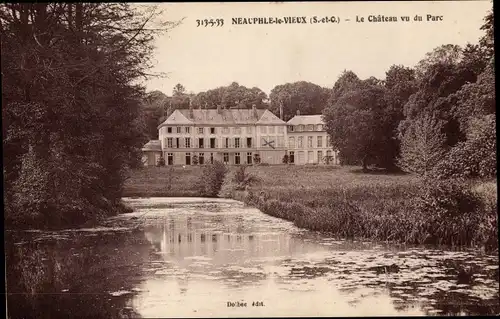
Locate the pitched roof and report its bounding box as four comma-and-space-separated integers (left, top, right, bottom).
287, 115, 324, 126
158, 108, 286, 127
141, 140, 161, 152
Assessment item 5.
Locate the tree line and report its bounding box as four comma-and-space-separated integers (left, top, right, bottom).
2, 3, 175, 228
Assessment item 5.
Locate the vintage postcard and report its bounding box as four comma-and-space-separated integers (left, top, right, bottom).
3, 1, 497, 318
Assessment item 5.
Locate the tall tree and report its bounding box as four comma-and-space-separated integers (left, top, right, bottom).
323, 78, 392, 170
398, 114, 447, 175
2, 3, 178, 228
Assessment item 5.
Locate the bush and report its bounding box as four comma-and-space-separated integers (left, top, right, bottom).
198, 160, 228, 197
218, 165, 260, 198
156, 157, 165, 167
282, 154, 289, 164
410, 178, 483, 246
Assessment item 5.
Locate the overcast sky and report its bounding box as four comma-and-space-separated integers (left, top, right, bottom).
142, 1, 492, 95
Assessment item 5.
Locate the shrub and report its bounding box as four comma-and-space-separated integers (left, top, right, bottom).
282, 154, 289, 164
156, 156, 165, 167
253, 153, 261, 164
199, 160, 228, 197
410, 178, 483, 246
192, 155, 199, 165
218, 165, 260, 198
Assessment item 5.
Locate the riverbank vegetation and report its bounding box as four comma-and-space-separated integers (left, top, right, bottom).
2, 4, 177, 229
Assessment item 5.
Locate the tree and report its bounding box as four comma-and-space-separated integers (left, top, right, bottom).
173, 83, 186, 96
2, 3, 179, 228
397, 114, 447, 175
269, 81, 330, 121
323, 75, 396, 170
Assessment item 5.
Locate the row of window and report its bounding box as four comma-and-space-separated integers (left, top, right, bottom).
288, 136, 330, 148
165, 126, 285, 135
288, 124, 323, 132
287, 150, 333, 164
160, 150, 334, 166
163, 137, 286, 149
163, 152, 254, 165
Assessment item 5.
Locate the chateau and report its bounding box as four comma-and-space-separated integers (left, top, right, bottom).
141, 106, 339, 166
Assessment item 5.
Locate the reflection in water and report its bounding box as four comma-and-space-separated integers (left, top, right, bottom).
6, 198, 500, 318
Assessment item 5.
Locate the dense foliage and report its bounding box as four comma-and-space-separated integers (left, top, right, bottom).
2, 3, 175, 228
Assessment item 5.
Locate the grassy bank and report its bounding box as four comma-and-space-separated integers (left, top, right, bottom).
123, 166, 203, 197
125, 165, 498, 251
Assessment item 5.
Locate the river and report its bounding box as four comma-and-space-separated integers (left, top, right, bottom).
5, 197, 499, 318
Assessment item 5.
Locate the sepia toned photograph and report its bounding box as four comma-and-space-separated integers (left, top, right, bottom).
2, 1, 497, 318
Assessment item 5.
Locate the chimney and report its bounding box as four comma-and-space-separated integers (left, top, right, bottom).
279, 102, 284, 120
296, 109, 300, 116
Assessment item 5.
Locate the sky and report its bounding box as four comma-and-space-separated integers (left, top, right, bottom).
142, 1, 492, 95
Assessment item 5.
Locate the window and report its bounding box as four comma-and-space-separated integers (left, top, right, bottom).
224, 137, 230, 148
278, 126, 284, 133
307, 124, 314, 131
235, 138, 240, 148
167, 153, 174, 165
198, 127, 204, 134
278, 136, 284, 147
260, 126, 267, 133
246, 126, 253, 134
289, 151, 295, 164
308, 151, 314, 163
210, 127, 215, 134
210, 153, 214, 164
247, 152, 252, 164
298, 125, 304, 132
167, 138, 173, 148
298, 137, 303, 148
317, 136, 323, 148
185, 127, 191, 134
233, 127, 241, 135
185, 137, 191, 148
326, 135, 330, 147
317, 124, 323, 131
308, 136, 313, 148
246, 137, 252, 148
198, 138, 204, 148
176, 137, 180, 148
235, 153, 241, 165
288, 137, 295, 148
223, 127, 229, 134
199, 153, 205, 165
269, 126, 275, 134
223, 153, 229, 164
210, 138, 216, 149
318, 151, 323, 164
185, 153, 191, 165
288, 125, 294, 132
176, 127, 182, 133
167, 127, 172, 133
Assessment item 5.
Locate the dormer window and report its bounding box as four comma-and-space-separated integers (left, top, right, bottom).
317, 124, 323, 131
288, 125, 294, 132
307, 124, 313, 131
298, 125, 304, 132
167, 127, 172, 133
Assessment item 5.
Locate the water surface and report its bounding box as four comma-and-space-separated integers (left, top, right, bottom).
6, 197, 499, 318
